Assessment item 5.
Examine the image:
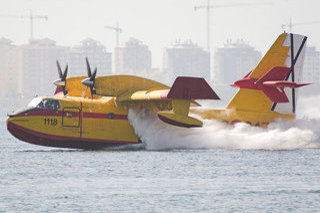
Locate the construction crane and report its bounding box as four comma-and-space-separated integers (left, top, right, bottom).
281, 17, 320, 32
194, 1, 271, 52
105, 22, 122, 48
0, 10, 48, 41
105, 22, 122, 73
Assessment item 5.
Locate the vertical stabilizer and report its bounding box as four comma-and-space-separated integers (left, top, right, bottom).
271, 34, 307, 114
226, 33, 307, 113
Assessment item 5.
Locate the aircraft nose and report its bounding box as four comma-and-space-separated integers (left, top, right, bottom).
6, 116, 15, 127
7, 107, 33, 118
7, 112, 16, 118
6, 112, 26, 135
6, 117, 13, 132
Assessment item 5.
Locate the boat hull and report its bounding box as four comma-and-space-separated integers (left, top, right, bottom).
7, 119, 139, 149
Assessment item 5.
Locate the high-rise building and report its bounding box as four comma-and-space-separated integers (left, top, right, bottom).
115, 38, 151, 75
302, 46, 320, 84
214, 40, 261, 84
21, 38, 69, 98
0, 37, 113, 99
69, 38, 112, 76
162, 41, 210, 81
0, 38, 23, 98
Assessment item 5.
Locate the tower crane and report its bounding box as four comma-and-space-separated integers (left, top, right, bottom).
194, 1, 271, 52
281, 17, 320, 32
105, 22, 122, 48
0, 10, 48, 41
104, 22, 122, 73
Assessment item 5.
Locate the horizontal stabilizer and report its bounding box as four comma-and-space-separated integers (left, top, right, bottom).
167, 77, 220, 100
231, 65, 310, 103
256, 66, 291, 83
262, 81, 310, 88
243, 70, 253, 78
261, 87, 288, 103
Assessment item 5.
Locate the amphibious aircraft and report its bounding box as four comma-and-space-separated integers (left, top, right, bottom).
7, 32, 309, 149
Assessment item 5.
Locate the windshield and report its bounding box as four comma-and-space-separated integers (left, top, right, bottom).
27, 98, 60, 110
27, 97, 43, 108
42, 99, 60, 110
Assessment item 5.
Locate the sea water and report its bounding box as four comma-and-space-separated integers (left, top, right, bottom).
1, 96, 320, 212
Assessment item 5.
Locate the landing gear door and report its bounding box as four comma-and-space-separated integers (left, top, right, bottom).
62, 107, 80, 127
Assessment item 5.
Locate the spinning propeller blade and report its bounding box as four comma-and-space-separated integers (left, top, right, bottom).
56, 60, 63, 79
53, 60, 68, 95
86, 57, 92, 77
81, 57, 97, 98
62, 65, 68, 81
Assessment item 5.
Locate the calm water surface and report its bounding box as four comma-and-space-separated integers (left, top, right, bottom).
1, 115, 320, 212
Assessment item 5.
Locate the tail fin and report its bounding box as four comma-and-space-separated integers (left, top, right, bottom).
226, 33, 307, 113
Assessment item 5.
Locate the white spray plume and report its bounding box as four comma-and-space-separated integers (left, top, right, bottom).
128, 96, 320, 151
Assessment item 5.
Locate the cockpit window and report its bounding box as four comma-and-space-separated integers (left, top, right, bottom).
42, 99, 60, 110
27, 97, 43, 108
27, 98, 60, 110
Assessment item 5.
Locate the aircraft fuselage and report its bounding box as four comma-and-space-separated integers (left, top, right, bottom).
7, 95, 295, 149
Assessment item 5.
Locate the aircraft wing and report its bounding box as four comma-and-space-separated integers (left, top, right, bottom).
116, 77, 218, 103
94, 75, 169, 97
115, 76, 220, 127
62, 75, 169, 99
63, 74, 219, 127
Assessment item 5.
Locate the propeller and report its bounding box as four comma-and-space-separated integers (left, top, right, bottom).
81, 57, 97, 98
53, 60, 68, 95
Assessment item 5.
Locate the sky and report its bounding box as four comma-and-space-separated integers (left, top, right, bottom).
1, 0, 320, 68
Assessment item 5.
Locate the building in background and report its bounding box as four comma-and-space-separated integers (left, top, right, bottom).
162, 41, 210, 81
214, 40, 261, 85
21, 38, 69, 98
0, 38, 23, 98
115, 38, 151, 75
70, 38, 112, 76
302, 46, 320, 84
0, 37, 112, 100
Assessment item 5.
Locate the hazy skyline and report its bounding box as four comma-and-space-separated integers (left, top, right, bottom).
1, 0, 320, 67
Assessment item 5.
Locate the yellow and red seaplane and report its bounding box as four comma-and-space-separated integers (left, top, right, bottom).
7, 32, 309, 149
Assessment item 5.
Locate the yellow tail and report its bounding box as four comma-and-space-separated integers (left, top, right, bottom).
226, 33, 307, 114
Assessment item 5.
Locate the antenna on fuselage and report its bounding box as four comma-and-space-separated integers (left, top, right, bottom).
81, 57, 97, 99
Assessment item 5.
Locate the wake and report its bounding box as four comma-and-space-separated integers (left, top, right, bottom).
127, 96, 320, 151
